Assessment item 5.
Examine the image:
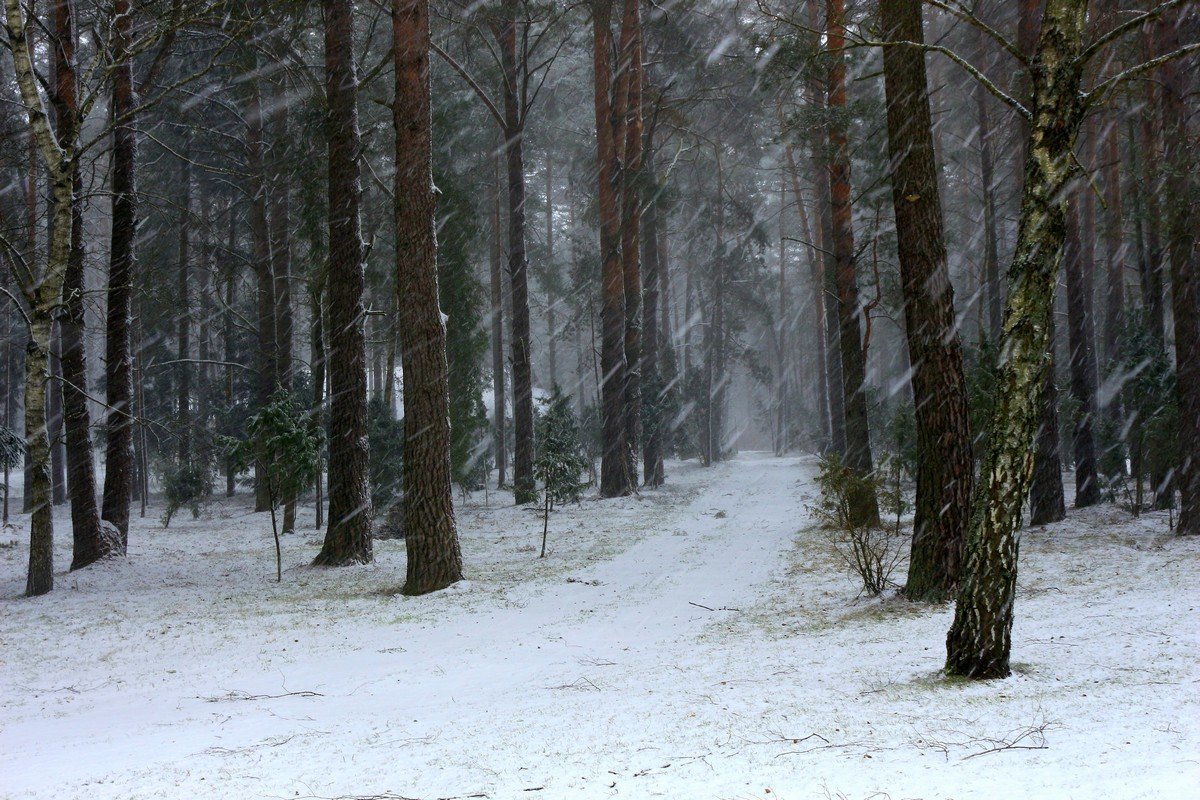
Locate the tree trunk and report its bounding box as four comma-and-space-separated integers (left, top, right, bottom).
268, 95, 296, 532
782, 142, 830, 449
1029, 312, 1066, 524
394, 0, 463, 593
977, 83, 1002, 343
223, 206, 238, 498
314, 0, 373, 565
1064, 170, 1101, 507
498, 0, 536, 505
101, 0, 136, 546
176, 143, 192, 463
1100, 120, 1125, 368
489, 152, 507, 488
826, 0, 877, 525
48, 0, 109, 571
642, 133, 664, 487
545, 155, 557, 389
245, 84, 277, 513
1158, 16, 1200, 535
879, 0, 973, 601
946, 0, 1087, 679
592, 0, 631, 496
49, 323, 66, 506
621, 0, 644, 483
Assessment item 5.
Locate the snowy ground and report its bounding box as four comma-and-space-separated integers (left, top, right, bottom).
1, 453, 1197, 800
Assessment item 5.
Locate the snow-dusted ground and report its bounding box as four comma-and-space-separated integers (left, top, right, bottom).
1, 453, 1197, 800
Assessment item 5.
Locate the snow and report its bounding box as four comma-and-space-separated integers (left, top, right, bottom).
1, 453, 1197, 799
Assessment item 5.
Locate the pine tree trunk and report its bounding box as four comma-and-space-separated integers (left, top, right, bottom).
1158, 16, 1200, 535
394, 0, 463, 593
592, 0, 631, 496
176, 145, 192, 463
1100, 122, 1125, 368
267, 95, 296, 532
826, 0, 877, 525
314, 0, 373, 565
489, 154, 507, 488
246, 84, 277, 513
879, 0, 973, 601
223, 208, 238, 498
977, 84, 1002, 343
641, 135, 664, 487
1064, 174, 1101, 507
49, 323, 66, 506
49, 0, 109, 571
101, 0, 135, 546
782, 142, 830, 448
545, 156, 557, 389
946, 0, 1087, 679
1029, 313, 1066, 524
498, 0, 536, 505
620, 0, 644, 483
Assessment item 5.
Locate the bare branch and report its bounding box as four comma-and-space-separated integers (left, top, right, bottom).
431, 39, 506, 128
922, 0, 1027, 65
1079, 0, 1193, 65
1083, 41, 1200, 106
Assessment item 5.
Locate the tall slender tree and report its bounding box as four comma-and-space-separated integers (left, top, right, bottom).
314, 0, 373, 566
394, 0, 463, 593
879, 0, 973, 601
826, 0, 878, 526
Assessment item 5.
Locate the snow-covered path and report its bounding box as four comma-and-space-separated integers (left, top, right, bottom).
2, 453, 1197, 799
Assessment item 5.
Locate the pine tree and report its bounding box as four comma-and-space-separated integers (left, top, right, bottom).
534, 388, 590, 558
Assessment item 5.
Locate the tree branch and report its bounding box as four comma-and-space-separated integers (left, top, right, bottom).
1083, 41, 1200, 106
430, 39, 506, 128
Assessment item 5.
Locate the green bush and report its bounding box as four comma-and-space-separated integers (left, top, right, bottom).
162, 461, 213, 528
811, 453, 905, 596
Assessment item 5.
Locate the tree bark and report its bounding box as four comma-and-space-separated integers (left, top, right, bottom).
642, 131, 664, 487
1158, 15, 1200, 535
879, 0, 973, 601
176, 142, 192, 463
48, 0, 110, 571
394, 0, 463, 593
245, 83, 277, 513
489, 152, 507, 488
620, 0, 644, 482
826, 0, 877, 525
1029, 312, 1066, 524
4, 0, 79, 594
946, 0, 1087, 679
592, 0, 631, 496
101, 0, 136, 546
314, 0, 373, 565
1064, 171, 1101, 507
497, 0, 536, 505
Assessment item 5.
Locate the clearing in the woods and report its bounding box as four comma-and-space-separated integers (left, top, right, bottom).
1, 453, 1196, 799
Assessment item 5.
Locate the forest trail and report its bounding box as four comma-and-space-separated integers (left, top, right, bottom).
2, 453, 1197, 800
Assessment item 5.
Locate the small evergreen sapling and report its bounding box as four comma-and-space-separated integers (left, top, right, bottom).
534, 388, 589, 558
0, 426, 23, 524
228, 391, 322, 581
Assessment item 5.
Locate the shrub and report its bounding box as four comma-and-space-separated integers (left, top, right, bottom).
162, 461, 213, 528
228, 390, 322, 581
534, 388, 590, 557
812, 454, 906, 596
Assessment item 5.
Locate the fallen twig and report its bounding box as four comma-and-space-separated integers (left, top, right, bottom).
688, 601, 741, 612
202, 689, 324, 703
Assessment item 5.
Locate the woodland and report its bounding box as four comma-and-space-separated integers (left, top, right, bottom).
0, 0, 1198, 797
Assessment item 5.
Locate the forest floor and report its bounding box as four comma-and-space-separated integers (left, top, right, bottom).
1, 453, 1197, 800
